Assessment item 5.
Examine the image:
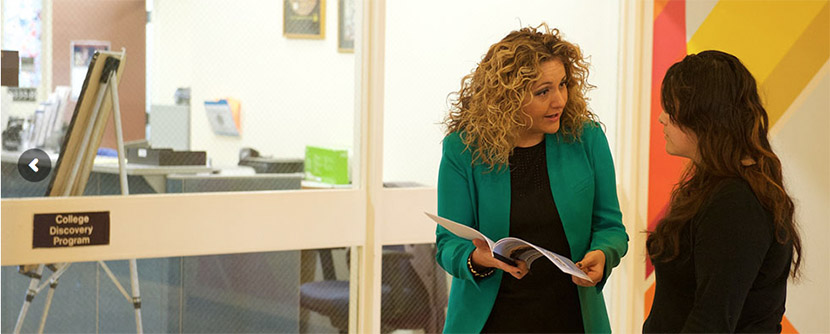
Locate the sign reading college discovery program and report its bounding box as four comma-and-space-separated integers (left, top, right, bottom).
33, 211, 110, 248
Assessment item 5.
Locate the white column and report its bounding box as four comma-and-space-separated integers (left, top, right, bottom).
611, 0, 653, 333
357, 0, 386, 333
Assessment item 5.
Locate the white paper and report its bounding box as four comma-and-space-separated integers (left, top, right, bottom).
426, 212, 593, 282
425, 212, 495, 250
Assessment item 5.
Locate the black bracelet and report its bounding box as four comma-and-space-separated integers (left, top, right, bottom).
468, 253, 494, 278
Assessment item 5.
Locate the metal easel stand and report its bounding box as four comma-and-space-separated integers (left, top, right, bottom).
12, 56, 143, 334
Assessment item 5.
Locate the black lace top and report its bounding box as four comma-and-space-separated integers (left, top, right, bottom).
481, 139, 584, 333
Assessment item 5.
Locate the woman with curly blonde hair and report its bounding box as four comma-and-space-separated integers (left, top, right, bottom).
435, 24, 628, 333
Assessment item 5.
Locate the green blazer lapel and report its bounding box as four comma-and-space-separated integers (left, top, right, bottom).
473, 163, 511, 241
545, 133, 593, 260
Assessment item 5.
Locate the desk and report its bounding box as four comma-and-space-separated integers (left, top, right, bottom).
300, 180, 353, 189
1, 151, 213, 197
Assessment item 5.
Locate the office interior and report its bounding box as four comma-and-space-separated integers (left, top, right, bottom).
0, 0, 827, 333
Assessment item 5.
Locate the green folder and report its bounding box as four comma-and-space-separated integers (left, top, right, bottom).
304, 146, 349, 185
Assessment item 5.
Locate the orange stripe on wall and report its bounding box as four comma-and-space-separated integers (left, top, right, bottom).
655, 0, 671, 20
781, 315, 799, 333
644, 282, 656, 321
647, 0, 688, 278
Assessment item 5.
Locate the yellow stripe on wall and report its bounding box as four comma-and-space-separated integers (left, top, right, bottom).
687, 0, 827, 85
760, 3, 829, 126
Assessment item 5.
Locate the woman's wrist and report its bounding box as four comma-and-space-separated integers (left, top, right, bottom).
468, 252, 494, 278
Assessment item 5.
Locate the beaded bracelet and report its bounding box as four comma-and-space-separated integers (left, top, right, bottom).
467, 253, 494, 278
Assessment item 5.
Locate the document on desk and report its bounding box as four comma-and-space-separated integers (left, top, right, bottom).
204, 100, 240, 137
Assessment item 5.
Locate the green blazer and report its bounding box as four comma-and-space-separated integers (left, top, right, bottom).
435, 123, 629, 333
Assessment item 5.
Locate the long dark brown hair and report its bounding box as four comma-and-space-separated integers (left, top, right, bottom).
646, 50, 802, 278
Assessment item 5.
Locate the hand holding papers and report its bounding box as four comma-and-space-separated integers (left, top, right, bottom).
426, 212, 593, 283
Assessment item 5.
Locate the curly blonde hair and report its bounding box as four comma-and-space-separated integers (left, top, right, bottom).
444, 23, 597, 169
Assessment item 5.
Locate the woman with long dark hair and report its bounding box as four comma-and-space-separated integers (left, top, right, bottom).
644, 50, 802, 333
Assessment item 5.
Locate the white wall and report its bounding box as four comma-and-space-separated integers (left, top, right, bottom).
152, 1, 620, 179
152, 0, 356, 166
383, 0, 621, 186
772, 68, 830, 334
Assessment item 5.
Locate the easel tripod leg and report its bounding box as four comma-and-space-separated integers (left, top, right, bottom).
37, 279, 59, 334
129, 259, 143, 333
35, 263, 71, 334
14, 264, 45, 334
109, 68, 143, 334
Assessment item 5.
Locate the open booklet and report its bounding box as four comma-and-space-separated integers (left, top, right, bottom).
427, 212, 593, 282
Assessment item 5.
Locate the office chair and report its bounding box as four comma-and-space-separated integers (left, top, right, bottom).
299, 246, 433, 333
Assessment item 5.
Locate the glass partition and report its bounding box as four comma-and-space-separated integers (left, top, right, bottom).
1, 0, 365, 332
1, 0, 361, 198
1, 247, 355, 333
379, 243, 448, 333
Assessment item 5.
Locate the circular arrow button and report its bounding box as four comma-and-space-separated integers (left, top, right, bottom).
18, 149, 52, 182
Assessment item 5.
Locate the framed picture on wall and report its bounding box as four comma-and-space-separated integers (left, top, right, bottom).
284, 0, 325, 39
337, 0, 354, 53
